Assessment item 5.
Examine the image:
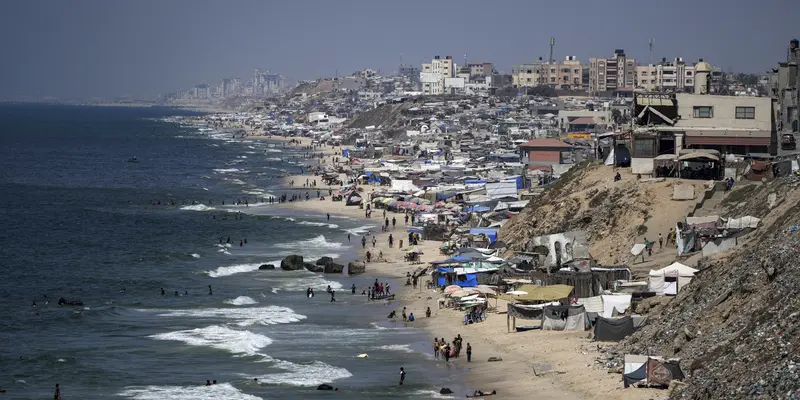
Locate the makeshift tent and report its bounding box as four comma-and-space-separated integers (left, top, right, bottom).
601, 294, 632, 318
648, 262, 698, 295
623, 355, 685, 388
623, 355, 649, 388
469, 228, 498, 243
500, 284, 574, 303
435, 268, 454, 287
540, 305, 589, 331
594, 316, 635, 341
506, 302, 559, 332
345, 191, 363, 206
455, 272, 478, 287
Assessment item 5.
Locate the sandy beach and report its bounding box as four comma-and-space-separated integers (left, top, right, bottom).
254, 135, 662, 400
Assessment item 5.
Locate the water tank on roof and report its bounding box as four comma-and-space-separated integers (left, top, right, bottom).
694, 59, 711, 95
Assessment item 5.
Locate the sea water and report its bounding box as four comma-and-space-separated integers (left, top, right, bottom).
0, 105, 464, 399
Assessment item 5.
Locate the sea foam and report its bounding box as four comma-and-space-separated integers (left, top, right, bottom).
118, 382, 262, 400
224, 296, 258, 306
180, 204, 215, 211
254, 360, 352, 387
152, 306, 306, 327
207, 260, 280, 278
149, 325, 272, 357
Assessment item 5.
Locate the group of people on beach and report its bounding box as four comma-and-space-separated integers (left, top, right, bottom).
433, 335, 472, 363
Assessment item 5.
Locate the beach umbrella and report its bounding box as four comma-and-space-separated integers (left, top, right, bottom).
443, 285, 462, 294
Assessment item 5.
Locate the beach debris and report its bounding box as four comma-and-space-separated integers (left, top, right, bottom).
357, 353, 369, 358
258, 264, 275, 270
487, 357, 503, 362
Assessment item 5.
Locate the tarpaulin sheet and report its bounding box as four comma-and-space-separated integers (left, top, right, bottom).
540, 305, 588, 331
500, 284, 574, 302
507, 303, 545, 320
594, 316, 635, 341
647, 358, 685, 386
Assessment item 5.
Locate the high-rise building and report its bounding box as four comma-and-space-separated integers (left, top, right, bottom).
589, 49, 637, 94
253, 69, 284, 96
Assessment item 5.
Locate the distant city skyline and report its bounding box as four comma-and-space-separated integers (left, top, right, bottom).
0, 0, 797, 100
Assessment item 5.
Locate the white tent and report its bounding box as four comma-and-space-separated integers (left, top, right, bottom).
648, 262, 699, 295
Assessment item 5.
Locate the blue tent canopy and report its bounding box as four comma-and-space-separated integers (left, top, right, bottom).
407, 228, 424, 235
469, 228, 498, 243
464, 179, 487, 185
457, 273, 478, 287
435, 267, 453, 286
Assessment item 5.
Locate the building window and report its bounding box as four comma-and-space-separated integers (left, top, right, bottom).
526, 78, 531, 82
526, 70, 532, 74
550, 77, 556, 83
735, 106, 755, 119
693, 106, 713, 118
686, 71, 693, 76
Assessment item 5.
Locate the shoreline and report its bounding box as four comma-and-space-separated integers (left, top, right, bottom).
255, 134, 662, 400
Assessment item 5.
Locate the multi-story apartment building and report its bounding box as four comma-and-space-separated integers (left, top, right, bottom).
589, 49, 637, 94
635, 57, 698, 93
538, 56, 583, 90
421, 56, 455, 95
513, 57, 582, 90
512, 63, 540, 88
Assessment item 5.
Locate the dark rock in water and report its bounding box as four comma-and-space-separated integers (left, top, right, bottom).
439, 388, 453, 394
258, 264, 275, 270
305, 263, 324, 272
280, 255, 305, 271
348, 261, 366, 275
316, 384, 333, 391
315, 256, 334, 267
324, 263, 344, 273
57, 297, 83, 306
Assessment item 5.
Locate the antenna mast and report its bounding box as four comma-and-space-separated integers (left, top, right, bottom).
649, 38, 655, 65
548, 37, 555, 64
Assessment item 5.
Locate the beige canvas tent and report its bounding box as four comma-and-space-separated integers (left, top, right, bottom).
648, 262, 698, 295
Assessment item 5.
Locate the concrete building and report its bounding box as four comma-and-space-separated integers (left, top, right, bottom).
633, 92, 776, 162
769, 39, 799, 134
421, 56, 455, 95
193, 83, 210, 99
253, 69, 284, 96
589, 49, 637, 95
636, 58, 697, 93
512, 63, 540, 88
539, 56, 583, 90
513, 57, 582, 90
519, 138, 573, 164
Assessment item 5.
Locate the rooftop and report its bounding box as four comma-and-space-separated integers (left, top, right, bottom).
519, 138, 572, 149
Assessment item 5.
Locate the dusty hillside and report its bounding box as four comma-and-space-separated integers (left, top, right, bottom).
499, 162, 706, 266
347, 103, 412, 129
616, 176, 800, 399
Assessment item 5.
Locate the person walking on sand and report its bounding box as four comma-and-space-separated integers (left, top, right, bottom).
658, 233, 664, 250
392, 217, 396, 229
444, 343, 451, 362
361, 236, 367, 249
466, 343, 472, 362
433, 338, 439, 359
388, 234, 393, 248
372, 237, 376, 248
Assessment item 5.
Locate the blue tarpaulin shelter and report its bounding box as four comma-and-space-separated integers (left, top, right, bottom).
456, 273, 478, 287
464, 179, 487, 185
436, 267, 453, 286
469, 228, 499, 243
407, 228, 424, 235
467, 205, 491, 213
432, 255, 472, 265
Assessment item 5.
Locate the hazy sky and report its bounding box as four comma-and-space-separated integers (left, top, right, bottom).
0, 0, 796, 100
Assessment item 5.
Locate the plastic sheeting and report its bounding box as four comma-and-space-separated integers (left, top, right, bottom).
540, 305, 589, 331
594, 316, 635, 341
